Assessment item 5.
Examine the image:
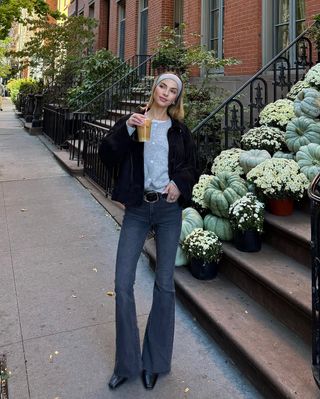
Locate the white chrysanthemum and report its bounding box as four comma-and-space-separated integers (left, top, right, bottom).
182, 228, 223, 263
192, 174, 213, 209
229, 193, 264, 232
305, 64, 320, 87
247, 158, 309, 200
241, 125, 285, 153
259, 99, 295, 127
287, 80, 310, 100
211, 148, 245, 176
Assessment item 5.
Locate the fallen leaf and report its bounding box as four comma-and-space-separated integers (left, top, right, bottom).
106, 291, 114, 296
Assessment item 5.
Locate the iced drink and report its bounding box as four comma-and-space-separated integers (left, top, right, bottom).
137, 118, 151, 142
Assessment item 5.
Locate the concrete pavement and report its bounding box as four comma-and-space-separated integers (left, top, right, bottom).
0, 98, 261, 399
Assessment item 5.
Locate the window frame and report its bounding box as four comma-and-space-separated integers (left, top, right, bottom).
201, 0, 224, 74
118, 2, 126, 60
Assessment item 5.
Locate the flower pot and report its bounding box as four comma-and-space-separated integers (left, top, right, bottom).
233, 229, 262, 252
267, 198, 294, 216
189, 258, 219, 280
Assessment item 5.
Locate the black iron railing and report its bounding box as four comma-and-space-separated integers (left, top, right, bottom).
71, 54, 150, 111
192, 21, 320, 172
42, 106, 73, 147
309, 173, 320, 389
83, 121, 116, 192
77, 53, 156, 128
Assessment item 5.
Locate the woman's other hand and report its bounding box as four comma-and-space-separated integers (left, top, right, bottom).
163, 182, 181, 203
127, 113, 146, 127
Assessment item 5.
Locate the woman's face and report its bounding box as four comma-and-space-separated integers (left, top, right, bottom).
153, 79, 179, 109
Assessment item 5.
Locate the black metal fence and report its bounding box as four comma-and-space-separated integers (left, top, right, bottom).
42, 106, 73, 147
309, 173, 320, 389
78, 54, 156, 128
83, 121, 116, 193
72, 54, 150, 112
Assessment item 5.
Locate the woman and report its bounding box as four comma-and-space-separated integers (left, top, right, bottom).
98, 72, 198, 390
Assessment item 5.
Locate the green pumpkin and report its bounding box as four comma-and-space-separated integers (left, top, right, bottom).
175, 245, 189, 266
296, 143, 320, 181
203, 172, 248, 218
239, 149, 271, 174
294, 88, 320, 118
180, 207, 203, 243
204, 214, 233, 241
273, 151, 295, 160
285, 116, 320, 153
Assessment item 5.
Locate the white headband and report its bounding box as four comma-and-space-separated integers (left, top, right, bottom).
155, 73, 183, 97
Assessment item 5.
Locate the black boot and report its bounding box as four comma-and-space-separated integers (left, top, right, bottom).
108, 373, 127, 390
142, 370, 158, 390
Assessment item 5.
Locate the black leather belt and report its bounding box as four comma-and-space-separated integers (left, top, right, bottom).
144, 191, 167, 203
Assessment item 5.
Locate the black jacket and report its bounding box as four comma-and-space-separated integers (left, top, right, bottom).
98, 114, 198, 207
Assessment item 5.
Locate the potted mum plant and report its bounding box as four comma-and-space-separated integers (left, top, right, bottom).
247, 158, 309, 216
182, 228, 223, 280
191, 174, 213, 216
229, 193, 264, 252
259, 99, 295, 129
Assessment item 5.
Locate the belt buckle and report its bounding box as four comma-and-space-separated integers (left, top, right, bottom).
144, 191, 160, 203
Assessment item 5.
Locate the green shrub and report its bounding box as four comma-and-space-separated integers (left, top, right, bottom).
6, 78, 40, 104
66, 49, 130, 110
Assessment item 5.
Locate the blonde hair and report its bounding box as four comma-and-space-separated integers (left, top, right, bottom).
141, 72, 185, 121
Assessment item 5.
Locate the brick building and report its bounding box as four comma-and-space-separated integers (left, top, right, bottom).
69, 0, 320, 79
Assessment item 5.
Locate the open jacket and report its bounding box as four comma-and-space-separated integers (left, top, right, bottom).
98, 113, 198, 207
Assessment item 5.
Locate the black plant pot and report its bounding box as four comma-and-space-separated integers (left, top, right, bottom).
233, 229, 262, 252
189, 258, 219, 280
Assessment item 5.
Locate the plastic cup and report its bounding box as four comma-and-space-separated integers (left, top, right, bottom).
137, 118, 151, 142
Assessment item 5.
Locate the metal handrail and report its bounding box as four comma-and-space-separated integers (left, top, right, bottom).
76, 53, 156, 112
308, 173, 320, 201
72, 54, 150, 109
309, 172, 320, 389
192, 21, 318, 135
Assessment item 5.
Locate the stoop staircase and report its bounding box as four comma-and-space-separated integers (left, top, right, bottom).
172, 205, 315, 398
143, 197, 315, 398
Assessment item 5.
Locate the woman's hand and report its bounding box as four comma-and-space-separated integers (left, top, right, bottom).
127, 113, 146, 127
163, 182, 181, 203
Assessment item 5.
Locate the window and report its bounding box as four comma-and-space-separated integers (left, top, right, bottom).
139, 0, 148, 55
273, 0, 305, 54
174, 0, 183, 41
209, 0, 224, 59
118, 2, 126, 60
89, 2, 95, 19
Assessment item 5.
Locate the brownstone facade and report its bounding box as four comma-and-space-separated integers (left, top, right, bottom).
68, 0, 320, 77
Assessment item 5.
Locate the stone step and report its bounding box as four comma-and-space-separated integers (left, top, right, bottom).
221, 242, 311, 344
264, 210, 311, 268
106, 109, 131, 118
67, 139, 83, 153
145, 234, 317, 398
172, 267, 318, 399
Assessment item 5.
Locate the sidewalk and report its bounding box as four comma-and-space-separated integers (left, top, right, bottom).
0, 98, 261, 399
